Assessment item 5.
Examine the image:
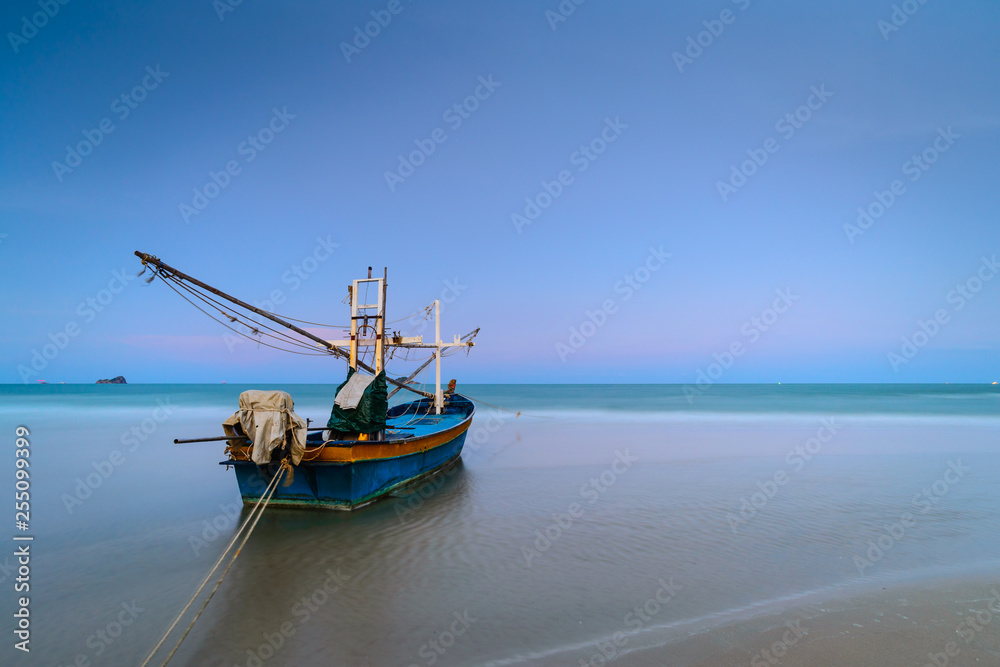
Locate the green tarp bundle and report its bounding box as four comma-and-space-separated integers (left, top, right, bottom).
326, 368, 388, 434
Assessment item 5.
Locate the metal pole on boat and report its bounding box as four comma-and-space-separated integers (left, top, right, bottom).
435, 299, 442, 414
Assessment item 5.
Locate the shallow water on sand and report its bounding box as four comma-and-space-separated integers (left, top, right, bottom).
2, 384, 998, 666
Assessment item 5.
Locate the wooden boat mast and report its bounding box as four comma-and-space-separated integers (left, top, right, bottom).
348, 266, 388, 375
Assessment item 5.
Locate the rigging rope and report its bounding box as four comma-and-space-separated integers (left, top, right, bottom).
395, 362, 436, 427
390, 304, 433, 327
153, 271, 334, 356
466, 397, 522, 417
161, 272, 327, 354
259, 313, 347, 329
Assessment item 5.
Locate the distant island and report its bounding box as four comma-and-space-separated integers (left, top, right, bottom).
96, 376, 127, 384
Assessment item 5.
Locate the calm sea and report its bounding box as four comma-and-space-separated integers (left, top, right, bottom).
1, 384, 998, 666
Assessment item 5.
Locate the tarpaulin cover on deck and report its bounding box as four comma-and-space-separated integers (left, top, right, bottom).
224, 390, 306, 464
326, 368, 388, 434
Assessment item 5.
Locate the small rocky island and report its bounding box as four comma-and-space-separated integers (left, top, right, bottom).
96, 376, 127, 384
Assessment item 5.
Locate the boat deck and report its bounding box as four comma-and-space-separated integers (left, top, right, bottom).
305, 395, 475, 446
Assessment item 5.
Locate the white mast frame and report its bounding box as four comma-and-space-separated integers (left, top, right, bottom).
330, 272, 472, 415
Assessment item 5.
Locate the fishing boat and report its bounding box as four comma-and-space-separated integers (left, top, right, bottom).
134, 251, 478, 510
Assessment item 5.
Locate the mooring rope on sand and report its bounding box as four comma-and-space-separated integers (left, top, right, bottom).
140, 460, 290, 667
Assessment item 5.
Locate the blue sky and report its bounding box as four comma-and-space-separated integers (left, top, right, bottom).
1, 0, 998, 384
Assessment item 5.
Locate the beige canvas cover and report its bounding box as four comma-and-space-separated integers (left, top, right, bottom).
223, 390, 306, 465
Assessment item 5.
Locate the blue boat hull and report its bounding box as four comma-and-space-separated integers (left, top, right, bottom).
224, 395, 474, 510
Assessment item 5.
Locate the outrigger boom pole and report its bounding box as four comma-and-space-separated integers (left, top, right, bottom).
134, 251, 435, 399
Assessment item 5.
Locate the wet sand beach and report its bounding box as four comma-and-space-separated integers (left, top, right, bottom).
624, 575, 1000, 667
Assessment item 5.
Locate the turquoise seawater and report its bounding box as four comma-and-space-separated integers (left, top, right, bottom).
1, 384, 998, 665
4, 381, 999, 416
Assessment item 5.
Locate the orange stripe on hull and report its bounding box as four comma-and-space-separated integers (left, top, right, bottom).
227, 419, 472, 464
